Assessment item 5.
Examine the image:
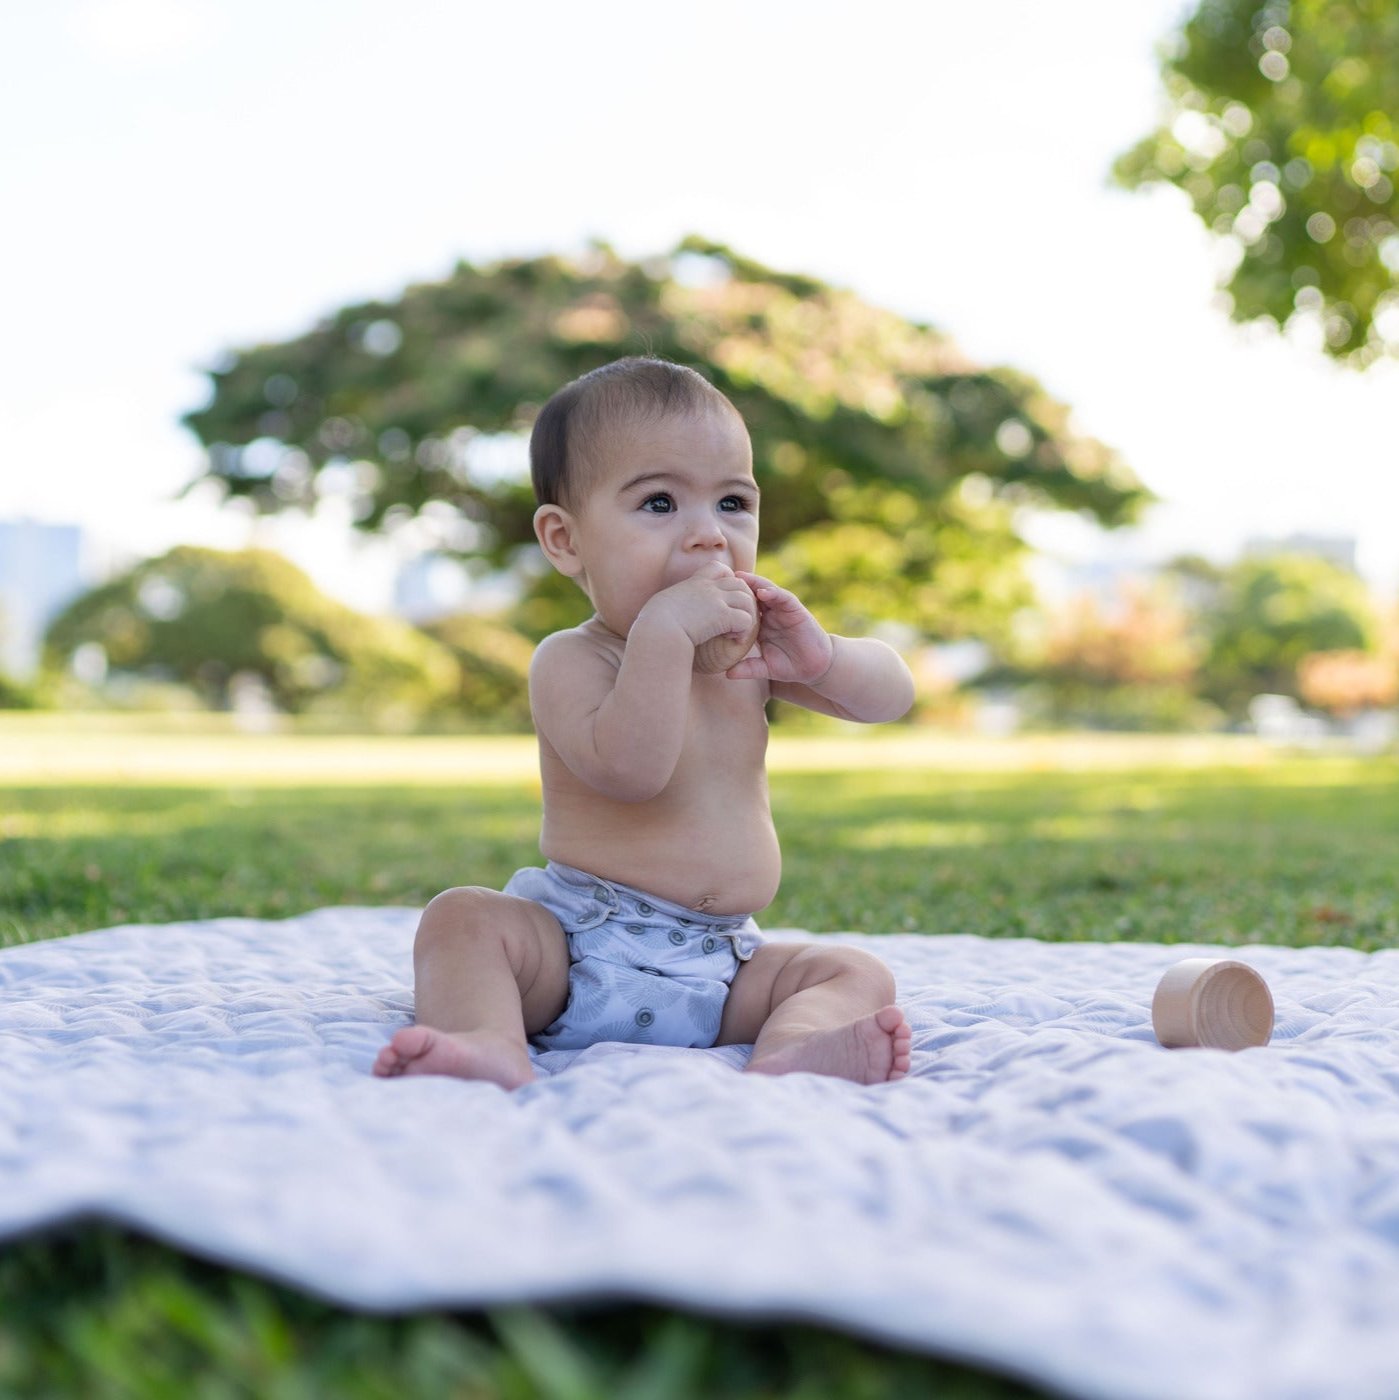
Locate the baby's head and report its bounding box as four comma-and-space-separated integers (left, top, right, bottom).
529, 357, 759, 632
529, 357, 744, 513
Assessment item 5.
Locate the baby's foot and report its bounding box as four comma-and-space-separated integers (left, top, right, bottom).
372, 1026, 535, 1089
746, 1005, 912, 1085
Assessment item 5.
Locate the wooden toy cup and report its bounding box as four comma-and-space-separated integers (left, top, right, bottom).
693, 617, 761, 675
1152, 959, 1274, 1051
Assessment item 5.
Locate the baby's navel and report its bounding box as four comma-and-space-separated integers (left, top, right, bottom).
691, 894, 717, 912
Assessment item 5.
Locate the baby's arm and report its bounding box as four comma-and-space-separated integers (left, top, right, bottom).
530, 562, 758, 801
726, 571, 915, 724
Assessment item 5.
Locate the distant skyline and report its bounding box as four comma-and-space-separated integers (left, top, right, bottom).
0, 521, 85, 676
3, 0, 1397, 612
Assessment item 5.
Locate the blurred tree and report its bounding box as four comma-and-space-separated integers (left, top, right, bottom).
182, 239, 1150, 645
767, 479, 1036, 642
1041, 581, 1202, 688
1298, 648, 1398, 712
0, 672, 38, 709
1193, 551, 1380, 709
44, 548, 459, 724
1011, 579, 1217, 731
1116, 0, 1399, 363
422, 611, 533, 729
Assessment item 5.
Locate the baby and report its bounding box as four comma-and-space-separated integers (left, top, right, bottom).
374, 357, 916, 1090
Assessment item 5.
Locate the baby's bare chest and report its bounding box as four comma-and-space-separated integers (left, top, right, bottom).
672, 681, 769, 782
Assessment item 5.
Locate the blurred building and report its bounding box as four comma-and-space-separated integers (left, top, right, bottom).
0, 520, 88, 678
1244, 533, 1358, 573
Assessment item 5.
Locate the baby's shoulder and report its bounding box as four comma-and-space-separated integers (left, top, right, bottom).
530, 621, 623, 687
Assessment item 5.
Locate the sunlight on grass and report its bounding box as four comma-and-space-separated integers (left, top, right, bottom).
843, 820, 1000, 849
0, 800, 219, 841
1028, 813, 1126, 841
0, 728, 542, 788
0, 713, 1316, 788
3, 724, 1397, 950
768, 731, 1280, 774
837, 813, 1141, 851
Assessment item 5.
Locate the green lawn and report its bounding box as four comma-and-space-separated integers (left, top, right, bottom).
2, 721, 1396, 1397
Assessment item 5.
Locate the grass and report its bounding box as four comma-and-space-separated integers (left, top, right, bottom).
2, 717, 1397, 1397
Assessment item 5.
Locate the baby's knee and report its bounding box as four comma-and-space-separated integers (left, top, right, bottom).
811, 945, 896, 1001
416, 886, 500, 946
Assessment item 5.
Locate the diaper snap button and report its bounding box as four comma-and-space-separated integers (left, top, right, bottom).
635, 1009, 655, 1027
667, 929, 686, 946
636, 902, 654, 916
627, 924, 644, 936
702, 935, 718, 954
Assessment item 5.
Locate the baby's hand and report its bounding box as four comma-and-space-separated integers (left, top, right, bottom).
641, 562, 759, 650
724, 572, 835, 684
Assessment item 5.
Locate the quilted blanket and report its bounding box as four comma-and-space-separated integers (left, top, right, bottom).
3, 908, 1398, 1400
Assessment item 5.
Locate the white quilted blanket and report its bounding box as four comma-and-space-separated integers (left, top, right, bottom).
3, 909, 1399, 1400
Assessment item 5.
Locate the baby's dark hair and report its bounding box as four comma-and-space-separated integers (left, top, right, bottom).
530, 357, 740, 509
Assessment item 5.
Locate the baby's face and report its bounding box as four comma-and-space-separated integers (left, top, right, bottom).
566, 406, 760, 636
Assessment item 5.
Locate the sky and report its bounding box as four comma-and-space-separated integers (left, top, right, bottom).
4, 0, 1397, 614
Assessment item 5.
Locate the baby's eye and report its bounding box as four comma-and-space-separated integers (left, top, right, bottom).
719, 494, 753, 513
641, 493, 675, 514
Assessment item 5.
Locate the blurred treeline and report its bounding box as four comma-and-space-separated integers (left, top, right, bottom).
5, 222, 1396, 733
8, 540, 1394, 735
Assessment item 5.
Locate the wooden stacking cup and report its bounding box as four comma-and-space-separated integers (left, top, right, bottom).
1152, 959, 1274, 1051
693, 617, 761, 675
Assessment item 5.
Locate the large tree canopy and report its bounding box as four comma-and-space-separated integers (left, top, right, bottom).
1116, 0, 1399, 364
184, 238, 1150, 642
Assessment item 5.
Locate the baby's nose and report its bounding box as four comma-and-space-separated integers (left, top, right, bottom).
685, 516, 728, 549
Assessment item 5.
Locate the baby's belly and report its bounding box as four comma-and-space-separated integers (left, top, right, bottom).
540, 790, 781, 916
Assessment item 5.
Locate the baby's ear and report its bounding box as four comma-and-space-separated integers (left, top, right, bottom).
533, 504, 584, 578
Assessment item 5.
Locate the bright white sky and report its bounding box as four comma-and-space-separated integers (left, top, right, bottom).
3, 0, 1397, 611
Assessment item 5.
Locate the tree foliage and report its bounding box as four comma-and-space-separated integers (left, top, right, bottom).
182, 239, 1150, 644
0, 672, 38, 710
1298, 648, 1398, 712
1040, 581, 1202, 688
1009, 579, 1218, 731
422, 611, 533, 730
44, 548, 459, 723
1116, 0, 1399, 364
1190, 551, 1381, 708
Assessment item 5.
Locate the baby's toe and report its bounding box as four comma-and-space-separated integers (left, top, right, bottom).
874, 1005, 905, 1034
390, 1025, 431, 1058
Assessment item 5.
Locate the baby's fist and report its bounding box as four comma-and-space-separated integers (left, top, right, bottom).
693, 608, 761, 674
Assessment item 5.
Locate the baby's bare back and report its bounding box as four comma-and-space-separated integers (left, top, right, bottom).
538, 667, 780, 915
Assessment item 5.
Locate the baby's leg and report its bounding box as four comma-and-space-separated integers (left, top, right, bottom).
718, 944, 911, 1084
372, 886, 569, 1089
